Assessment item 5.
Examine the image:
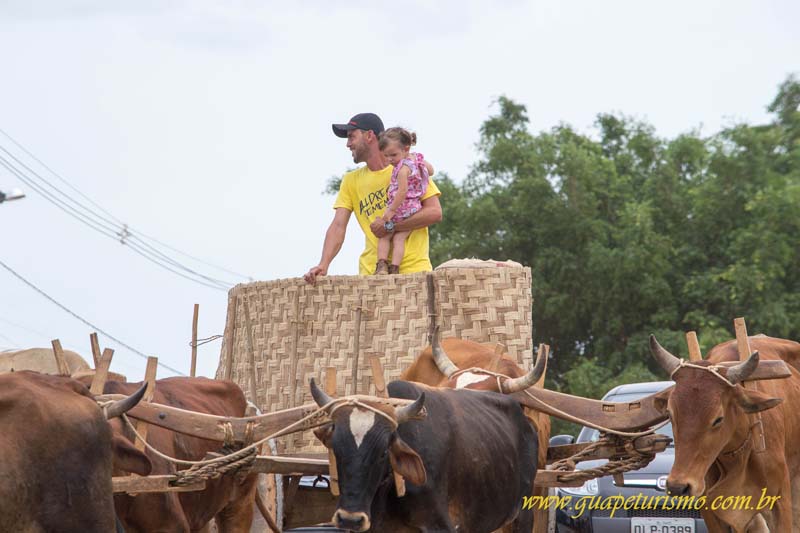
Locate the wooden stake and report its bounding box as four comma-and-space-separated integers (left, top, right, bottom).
325, 367, 337, 396
51, 339, 70, 376
242, 295, 259, 406
351, 299, 363, 394
325, 367, 340, 496
369, 355, 405, 497
90, 349, 115, 395
369, 355, 387, 397
135, 356, 159, 453
532, 343, 550, 533
289, 290, 301, 449
223, 293, 238, 381
89, 332, 101, 368
686, 331, 702, 361
488, 342, 505, 372
426, 273, 437, 344
190, 304, 199, 378
733, 317, 766, 453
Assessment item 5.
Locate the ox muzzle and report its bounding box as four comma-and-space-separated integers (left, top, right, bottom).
333, 509, 371, 532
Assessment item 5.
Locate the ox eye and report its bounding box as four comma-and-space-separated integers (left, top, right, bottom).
711, 416, 724, 428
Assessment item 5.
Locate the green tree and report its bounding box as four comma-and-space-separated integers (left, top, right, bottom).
432, 76, 800, 437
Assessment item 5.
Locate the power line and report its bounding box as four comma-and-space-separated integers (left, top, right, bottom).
0, 315, 54, 342
0, 129, 252, 287
128, 229, 253, 281
0, 258, 186, 376
0, 151, 233, 290
0, 155, 232, 291
0, 126, 127, 226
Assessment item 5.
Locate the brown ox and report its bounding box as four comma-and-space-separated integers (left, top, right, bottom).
401, 333, 550, 533
650, 335, 800, 532
0, 371, 149, 532
93, 377, 259, 533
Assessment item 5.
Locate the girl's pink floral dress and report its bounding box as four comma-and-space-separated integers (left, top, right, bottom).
386, 152, 429, 222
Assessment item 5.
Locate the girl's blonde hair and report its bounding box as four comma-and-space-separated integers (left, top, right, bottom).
378, 127, 417, 150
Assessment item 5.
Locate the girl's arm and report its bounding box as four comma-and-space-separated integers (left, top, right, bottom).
383, 166, 410, 221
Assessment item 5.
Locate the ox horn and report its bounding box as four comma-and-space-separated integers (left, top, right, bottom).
502, 344, 548, 394
431, 326, 458, 378
649, 335, 682, 376
310, 378, 334, 408
726, 351, 760, 385
104, 383, 148, 420
395, 392, 426, 424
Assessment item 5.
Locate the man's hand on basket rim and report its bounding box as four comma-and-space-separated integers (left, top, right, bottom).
304, 264, 328, 285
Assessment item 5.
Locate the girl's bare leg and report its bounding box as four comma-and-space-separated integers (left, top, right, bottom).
375, 235, 392, 274
391, 231, 411, 267
377, 235, 391, 261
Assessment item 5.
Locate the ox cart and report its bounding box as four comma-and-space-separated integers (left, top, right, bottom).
90, 332, 790, 532
32, 264, 792, 532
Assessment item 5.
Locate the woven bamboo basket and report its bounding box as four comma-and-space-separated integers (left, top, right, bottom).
215, 266, 533, 453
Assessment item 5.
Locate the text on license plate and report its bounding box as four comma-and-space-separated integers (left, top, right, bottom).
631, 518, 695, 533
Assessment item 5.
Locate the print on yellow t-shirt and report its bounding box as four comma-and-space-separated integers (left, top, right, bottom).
333, 164, 441, 276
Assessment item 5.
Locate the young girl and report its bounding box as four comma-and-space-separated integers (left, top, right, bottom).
375, 127, 434, 275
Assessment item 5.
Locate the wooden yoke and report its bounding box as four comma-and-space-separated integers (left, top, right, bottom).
370, 355, 406, 497
734, 317, 766, 453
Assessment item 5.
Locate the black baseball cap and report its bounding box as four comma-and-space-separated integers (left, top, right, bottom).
332, 113, 385, 138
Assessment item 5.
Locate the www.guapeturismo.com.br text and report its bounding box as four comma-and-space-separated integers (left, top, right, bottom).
522, 488, 780, 519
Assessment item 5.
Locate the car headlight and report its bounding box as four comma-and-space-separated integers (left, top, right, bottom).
560, 478, 598, 496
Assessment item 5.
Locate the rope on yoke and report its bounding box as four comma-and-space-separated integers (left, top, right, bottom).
670, 359, 737, 387
549, 435, 658, 484
172, 445, 259, 487
101, 395, 408, 487
100, 400, 332, 486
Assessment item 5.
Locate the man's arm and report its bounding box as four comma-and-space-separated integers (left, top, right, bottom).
370, 194, 442, 238
304, 208, 351, 284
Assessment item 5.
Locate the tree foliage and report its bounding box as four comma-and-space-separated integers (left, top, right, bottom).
431, 78, 800, 425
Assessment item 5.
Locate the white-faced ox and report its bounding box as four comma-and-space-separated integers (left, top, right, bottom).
650, 335, 800, 533
311, 379, 539, 533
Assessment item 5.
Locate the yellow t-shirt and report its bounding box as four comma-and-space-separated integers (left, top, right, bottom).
334, 164, 441, 275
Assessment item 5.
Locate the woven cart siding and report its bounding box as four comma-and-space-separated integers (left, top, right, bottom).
216, 267, 532, 453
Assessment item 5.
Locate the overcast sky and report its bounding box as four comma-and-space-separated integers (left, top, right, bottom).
1, 1, 797, 380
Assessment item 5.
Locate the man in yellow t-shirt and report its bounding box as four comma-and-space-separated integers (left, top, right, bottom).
304, 113, 442, 283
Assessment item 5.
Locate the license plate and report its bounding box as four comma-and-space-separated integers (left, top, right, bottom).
631, 518, 695, 533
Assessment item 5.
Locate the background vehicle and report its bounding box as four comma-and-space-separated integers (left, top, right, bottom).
554, 381, 708, 533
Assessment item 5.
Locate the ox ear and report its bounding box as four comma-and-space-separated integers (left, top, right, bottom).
112, 435, 152, 476
313, 423, 334, 449
734, 387, 782, 414
389, 437, 427, 487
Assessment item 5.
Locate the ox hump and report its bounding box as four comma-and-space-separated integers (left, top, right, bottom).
349, 408, 376, 448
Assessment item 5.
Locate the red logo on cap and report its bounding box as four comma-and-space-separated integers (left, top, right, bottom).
349, 121, 357, 125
